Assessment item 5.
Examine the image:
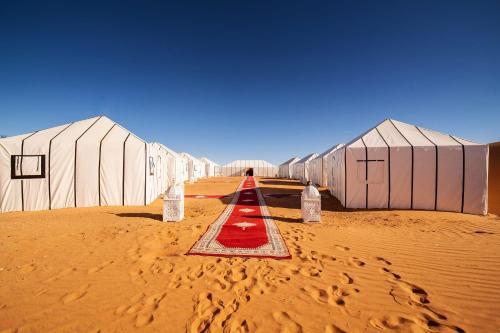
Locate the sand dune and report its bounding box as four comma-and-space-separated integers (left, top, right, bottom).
0, 177, 499, 332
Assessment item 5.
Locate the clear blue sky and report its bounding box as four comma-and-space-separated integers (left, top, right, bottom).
1, 1, 499, 165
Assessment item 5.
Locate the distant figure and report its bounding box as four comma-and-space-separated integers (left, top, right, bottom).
245, 168, 254, 176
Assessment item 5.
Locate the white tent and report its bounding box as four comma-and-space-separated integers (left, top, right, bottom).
200, 157, 219, 177
328, 119, 488, 215
310, 144, 343, 187
0, 116, 169, 213
158, 143, 186, 185
292, 153, 318, 183
278, 157, 299, 179
181, 152, 204, 182
220, 160, 278, 177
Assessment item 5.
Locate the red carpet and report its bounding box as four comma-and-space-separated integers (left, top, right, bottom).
188, 177, 291, 259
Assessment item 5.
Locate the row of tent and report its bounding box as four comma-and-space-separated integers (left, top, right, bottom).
279, 119, 489, 215
0, 116, 220, 213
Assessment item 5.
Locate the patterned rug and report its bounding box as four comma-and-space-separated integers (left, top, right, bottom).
187, 176, 291, 259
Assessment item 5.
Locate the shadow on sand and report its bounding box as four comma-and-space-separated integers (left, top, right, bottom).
114, 212, 162, 221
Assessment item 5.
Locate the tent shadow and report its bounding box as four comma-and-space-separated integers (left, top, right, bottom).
114, 212, 162, 221
244, 215, 303, 223
259, 179, 304, 187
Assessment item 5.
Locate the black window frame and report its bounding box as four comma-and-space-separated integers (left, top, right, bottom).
11, 154, 46, 179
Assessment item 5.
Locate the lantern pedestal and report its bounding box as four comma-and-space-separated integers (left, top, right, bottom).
163, 183, 185, 222
301, 181, 321, 222
163, 198, 184, 222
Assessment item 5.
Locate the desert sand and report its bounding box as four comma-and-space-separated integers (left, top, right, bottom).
1, 176, 499, 333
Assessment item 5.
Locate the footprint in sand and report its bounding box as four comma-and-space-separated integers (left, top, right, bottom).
375, 256, 392, 265
348, 257, 365, 267
272, 311, 303, 333
115, 292, 166, 328
335, 245, 350, 251
44, 267, 77, 283
61, 284, 90, 304
188, 292, 240, 333
340, 272, 353, 285
88, 260, 114, 274
325, 324, 346, 333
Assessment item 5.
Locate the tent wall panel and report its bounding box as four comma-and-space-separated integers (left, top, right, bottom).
100, 126, 129, 206
123, 136, 146, 206
389, 146, 412, 209
22, 124, 69, 211
463, 145, 488, 214
412, 147, 436, 210
366, 147, 389, 209
75, 117, 115, 208
0, 134, 33, 212
50, 118, 100, 210
346, 147, 366, 208
436, 146, 463, 212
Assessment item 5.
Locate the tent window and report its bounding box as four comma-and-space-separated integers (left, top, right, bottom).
357, 160, 385, 184
149, 156, 155, 175
11, 155, 46, 179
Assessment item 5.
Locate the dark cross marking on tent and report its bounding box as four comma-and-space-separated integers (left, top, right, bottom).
415, 126, 438, 211
74, 116, 103, 207
360, 137, 369, 209
48, 122, 75, 210
389, 119, 414, 209
375, 127, 391, 210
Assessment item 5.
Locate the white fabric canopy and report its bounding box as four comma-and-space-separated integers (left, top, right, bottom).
159, 143, 187, 185
291, 153, 318, 183
278, 157, 299, 179
310, 144, 343, 187
220, 160, 278, 177
0, 116, 170, 213
328, 119, 488, 215
181, 152, 205, 182
200, 157, 220, 177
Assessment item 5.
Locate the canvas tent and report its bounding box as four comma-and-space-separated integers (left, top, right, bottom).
158, 143, 186, 186
220, 160, 278, 177
0, 116, 169, 213
200, 157, 219, 178
181, 152, 204, 182
292, 153, 318, 183
278, 157, 299, 179
310, 144, 343, 187
328, 119, 488, 215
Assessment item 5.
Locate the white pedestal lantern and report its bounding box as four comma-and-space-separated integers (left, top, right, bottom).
163, 182, 184, 222
301, 181, 321, 222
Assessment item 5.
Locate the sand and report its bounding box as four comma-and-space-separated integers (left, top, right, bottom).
0, 176, 499, 333
489, 141, 500, 215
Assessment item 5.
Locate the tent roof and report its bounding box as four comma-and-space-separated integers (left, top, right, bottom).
345, 119, 483, 149
315, 144, 343, 159
222, 160, 277, 168
279, 157, 299, 166
0, 115, 146, 146
157, 143, 181, 158
200, 157, 219, 166
181, 152, 203, 163
296, 153, 318, 164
